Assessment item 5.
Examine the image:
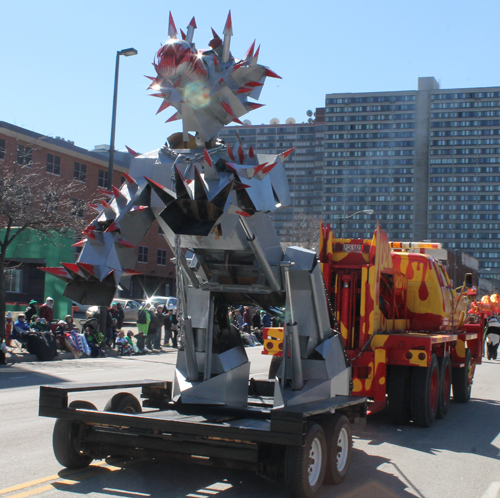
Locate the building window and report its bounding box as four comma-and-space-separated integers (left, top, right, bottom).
74, 162, 86, 182
138, 246, 148, 263
17, 145, 32, 165
157, 249, 167, 266
0, 138, 5, 160
6, 268, 22, 292
98, 169, 109, 188
158, 225, 164, 235
47, 154, 61, 175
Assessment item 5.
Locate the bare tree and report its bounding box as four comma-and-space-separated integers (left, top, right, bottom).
0, 148, 89, 347
280, 212, 321, 252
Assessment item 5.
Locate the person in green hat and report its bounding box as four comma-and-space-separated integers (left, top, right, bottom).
25, 299, 38, 322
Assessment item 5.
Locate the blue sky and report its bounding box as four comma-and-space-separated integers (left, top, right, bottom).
2, 0, 500, 154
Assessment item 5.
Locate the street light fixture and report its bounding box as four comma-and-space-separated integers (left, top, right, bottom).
338, 209, 375, 238
108, 47, 138, 190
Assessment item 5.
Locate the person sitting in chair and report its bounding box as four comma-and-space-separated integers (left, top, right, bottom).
12, 314, 31, 344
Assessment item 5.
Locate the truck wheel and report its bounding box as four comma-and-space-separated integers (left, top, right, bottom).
452, 348, 474, 403
387, 365, 410, 425
323, 414, 352, 485
268, 356, 283, 379
436, 354, 452, 419
53, 401, 97, 469
104, 393, 142, 413
410, 354, 439, 427
285, 423, 326, 498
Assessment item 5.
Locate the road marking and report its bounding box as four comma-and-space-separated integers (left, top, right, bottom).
0, 461, 116, 497
482, 482, 500, 498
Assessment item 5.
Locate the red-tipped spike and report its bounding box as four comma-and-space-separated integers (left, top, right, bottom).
254, 162, 268, 175
145, 75, 155, 81
245, 40, 255, 59
227, 144, 235, 161
223, 10, 233, 36
253, 45, 261, 60
168, 12, 177, 38
245, 81, 264, 87
150, 93, 166, 98
237, 87, 253, 94
116, 238, 135, 248
204, 148, 213, 167
225, 162, 238, 172
125, 146, 140, 157
166, 112, 181, 123
87, 203, 99, 211
144, 176, 168, 191
232, 117, 244, 125
122, 172, 135, 184
246, 102, 265, 110
189, 17, 197, 28
105, 222, 120, 233
156, 100, 171, 115
130, 205, 149, 212
238, 145, 245, 165
211, 28, 221, 39
234, 183, 250, 190
236, 210, 251, 217
185, 179, 193, 185
98, 189, 113, 196
233, 60, 246, 70
262, 161, 278, 174
280, 147, 295, 159
78, 263, 96, 276
101, 199, 111, 208
62, 263, 85, 277
72, 239, 87, 247
249, 146, 255, 158
180, 29, 186, 40
221, 101, 234, 116
82, 229, 96, 240
112, 186, 122, 198
39, 267, 70, 279
123, 268, 142, 276
213, 54, 219, 66
265, 68, 282, 79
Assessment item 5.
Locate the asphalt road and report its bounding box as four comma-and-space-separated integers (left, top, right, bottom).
1, 348, 499, 498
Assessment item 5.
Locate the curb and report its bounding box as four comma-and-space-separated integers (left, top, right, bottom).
4, 348, 120, 364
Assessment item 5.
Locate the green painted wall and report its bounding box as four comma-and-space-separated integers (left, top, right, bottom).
3, 229, 74, 319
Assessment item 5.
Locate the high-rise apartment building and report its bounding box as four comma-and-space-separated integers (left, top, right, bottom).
324, 77, 500, 271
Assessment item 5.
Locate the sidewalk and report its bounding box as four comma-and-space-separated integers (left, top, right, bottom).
4, 347, 120, 364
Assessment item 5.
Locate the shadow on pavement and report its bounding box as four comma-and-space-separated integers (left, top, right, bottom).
0, 364, 67, 389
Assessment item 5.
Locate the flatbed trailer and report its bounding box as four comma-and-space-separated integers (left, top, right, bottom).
39, 379, 366, 497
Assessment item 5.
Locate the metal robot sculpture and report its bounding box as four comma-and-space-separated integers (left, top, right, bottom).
42, 12, 351, 408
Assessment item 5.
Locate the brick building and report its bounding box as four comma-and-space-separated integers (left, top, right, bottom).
0, 121, 175, 306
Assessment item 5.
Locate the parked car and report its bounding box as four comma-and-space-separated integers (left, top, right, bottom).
145, 296, 177, 310
85, 299, 141, 323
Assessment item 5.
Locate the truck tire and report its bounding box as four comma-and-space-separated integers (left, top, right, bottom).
452, 348, 473, 403
387, 365, 411, 425
103, 393, 142, 413
268, 356, 283, 379
410, 354, 439, 427
436, 354, 452, 419
285, 423, 326, 498
323, 414, 352, 485
53, 400, 97, 469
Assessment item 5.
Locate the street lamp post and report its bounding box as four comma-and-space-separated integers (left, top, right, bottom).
101, 48, 138, 336
108, 47, 138, 190
338, 209, 374, 238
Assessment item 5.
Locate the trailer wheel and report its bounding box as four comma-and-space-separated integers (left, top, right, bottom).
52, 401, 97, 469
387, 365, 411, 425
268, 356, 283, 379
436, 354, 452, 419
104, 392, 142, 413
453, 348, 474, 403
410, 354, 439, 427
285, 423, 326, 498
323, 414, 352, 485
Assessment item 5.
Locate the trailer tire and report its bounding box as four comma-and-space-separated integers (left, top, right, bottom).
52, 401, 97, 469
453, 348, 473, 403
268, 356, 283, 379
104, 393, 142, 414
410, 354, 439, 427
436, 354, 452, 419
323, 414, 352, 485
285, 423, 326, 498
387, 365, 411, 425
